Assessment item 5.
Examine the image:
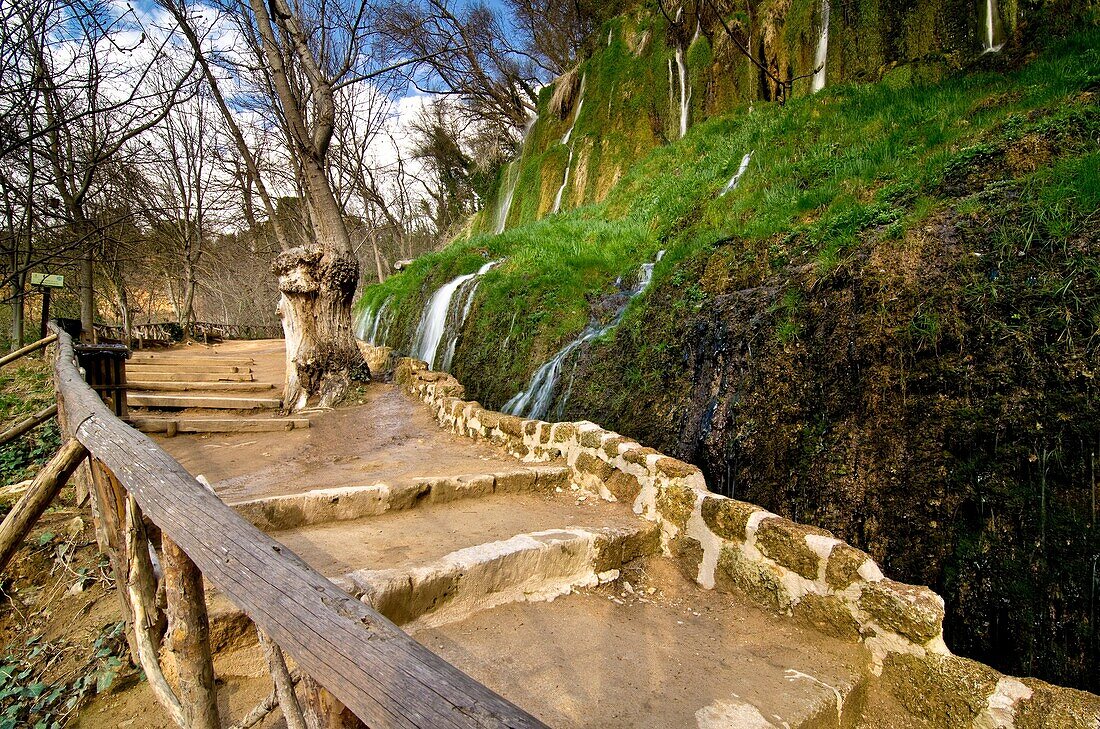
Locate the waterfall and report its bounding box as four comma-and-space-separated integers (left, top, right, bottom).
561, 74, 586, 145
982, 0, 1006, 53
721, 152, 754, 195
675, 46, 691, 138
812, 0, 830, 93
494, 116, 537, 235
355, 297, 391, 345
411, 259, 502, 370
503, 251, 665, 420
552, 145, 575, 214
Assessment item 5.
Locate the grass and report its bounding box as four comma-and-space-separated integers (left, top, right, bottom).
356, 28, 1100, 406
0, 358, 61, 490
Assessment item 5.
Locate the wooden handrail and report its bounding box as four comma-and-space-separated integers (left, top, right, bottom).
0, 334, 58, 368
49, 323, 544, 729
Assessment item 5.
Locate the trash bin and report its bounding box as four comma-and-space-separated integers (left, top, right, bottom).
74, 343, 131, 417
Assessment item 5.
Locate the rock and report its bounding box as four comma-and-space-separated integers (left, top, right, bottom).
825, 543, 873, 590
621, 446, 660, 467
654, 457, 699, 480
859, 579, 944, 644
701, 496, 760, 542
606, 470, 643, 502
880, 653, 999, 727
715, 544, 791, 613
755, 518, 832, 581
792, 593, 861, 640
574, 452, 614, 482
655, 482, 698, 531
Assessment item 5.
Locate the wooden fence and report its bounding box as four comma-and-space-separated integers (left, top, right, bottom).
94, 321, 284, 345
48, 323, 544, 729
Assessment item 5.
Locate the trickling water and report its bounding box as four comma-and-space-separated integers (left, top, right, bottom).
553, 145, 575, 214
561, 74, 586, 145
982, 0, 1006, 53
412, 259, 502, 370
721, 152, 754, 195
675, 46, 691, 138
495, 116, 537, 235
812, 0, 830, 93
356, 296, 391, 344
503, 251, 665, 420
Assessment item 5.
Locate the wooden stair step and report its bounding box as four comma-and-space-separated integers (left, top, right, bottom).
129, 363, 251, 375
129, 393, 281, 410
129, 354, 255, 367
127, 417, 309, 434
128, 381, 277, 393
124, 371, 255, 383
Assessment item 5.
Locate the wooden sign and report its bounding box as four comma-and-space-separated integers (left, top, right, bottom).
31, 273, 64, 288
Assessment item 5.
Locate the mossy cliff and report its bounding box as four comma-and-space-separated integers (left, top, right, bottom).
355, 2, 1100, 694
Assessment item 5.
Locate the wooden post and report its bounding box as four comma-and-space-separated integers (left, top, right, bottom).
39, 288, 50, 341
126, 495, 186, 728
88, 459, 140, 663
259, 631, 308, 729
0, 438, 88, 573
303, 677, 368, 729
0, 404, 58, 448
163, 536, 220, 729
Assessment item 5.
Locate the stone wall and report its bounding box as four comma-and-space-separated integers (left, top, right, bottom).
387, 352, 946, 670
375, 348, 1100, 725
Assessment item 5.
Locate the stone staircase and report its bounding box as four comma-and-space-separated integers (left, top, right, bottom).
125, 350, 308, 434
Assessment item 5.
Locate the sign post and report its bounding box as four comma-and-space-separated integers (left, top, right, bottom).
31, 273, 65, 340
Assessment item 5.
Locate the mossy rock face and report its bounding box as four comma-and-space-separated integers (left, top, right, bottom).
1015, 679, 1100, 729
880, 654, 999, 727
755, 518, 833, 581
656, 482, 698, 531
701, 496, 760, 542
859, 579, 945, 644
602, 435, 629, 458
715, 543, 791, 612
825, 543, 873, 590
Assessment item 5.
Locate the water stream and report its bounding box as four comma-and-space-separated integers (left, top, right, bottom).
411, 259, 502, 371
982, 0, 1006, 53
721, 152, 754, 195
675, 46, 691, 138
552, 145, 575, 214
812, 0, 830, 93
503, 251, 665, 420
356, 296, 392, 345
495, 117, 537, 235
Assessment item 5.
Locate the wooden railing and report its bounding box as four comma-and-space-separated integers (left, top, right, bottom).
94, 321, 284, 344
48, 322, 544, 729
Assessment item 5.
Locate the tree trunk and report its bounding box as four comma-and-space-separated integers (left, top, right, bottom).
80, 245, 94, 341
9, 275, 24, 351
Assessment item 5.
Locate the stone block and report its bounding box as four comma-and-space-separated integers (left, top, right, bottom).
880, 653, 998, 727
1015, 679, 1100, 729
493, 470, 537, 494
531, 466, 571, 491
701, 496, 760, 542
715, 544, 791, 613
755, 517, 832, 581
825, 543, 873, 591
477, 409, 501, 430
574, 451, 614, 482
522, 420, 538, 437
578, 426, 607, 449
497, 414, 524, 438
601, 436, 628, 458
792, 593, 861, 641
655, 482, 698, 531
669, 534, 704, 579
859, 579, 945, 644
654, 457, 699, 480
551, 423, 577, 443
606, 470, 643, 502
622, 446, 660, 467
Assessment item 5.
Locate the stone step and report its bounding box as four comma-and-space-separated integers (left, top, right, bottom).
128, 416, 308, 434
231, 466, 572, 531
124, 371, 255, 383
344, 524, 659, 629
128, 363, 252, 375
128, 381, 277, 393
268, 490, 644, 582
129, 354, 255, 367
128, 393, 281, 410
411, 559, 870, 729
